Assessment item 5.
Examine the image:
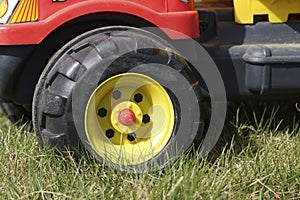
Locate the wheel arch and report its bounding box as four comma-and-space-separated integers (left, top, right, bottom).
12, 12, 160, 105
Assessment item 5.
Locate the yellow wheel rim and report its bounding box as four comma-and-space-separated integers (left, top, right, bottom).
85, 73, 175, 166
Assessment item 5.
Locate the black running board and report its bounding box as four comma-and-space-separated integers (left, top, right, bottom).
242, 45, 300, 94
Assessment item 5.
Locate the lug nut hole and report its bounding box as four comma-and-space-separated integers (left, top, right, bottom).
98, 108, 107, 117
134, 93, 143, 103
105, 129, 115, 138
142, 114, 151, 124
127, 133, 136, 141
112, 90, 122, 100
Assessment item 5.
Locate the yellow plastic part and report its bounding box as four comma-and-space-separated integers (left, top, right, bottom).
9, 0, 38, 24
85, 73, 175, 166
234, 0, 300, 24
0, 0, 8, 18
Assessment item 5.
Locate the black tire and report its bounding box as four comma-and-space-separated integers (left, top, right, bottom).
0, 99, 31, 126
33, 26, 203, 171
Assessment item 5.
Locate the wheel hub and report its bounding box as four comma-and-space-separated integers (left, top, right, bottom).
110, 101, 142, 134
84, 73, 175, 165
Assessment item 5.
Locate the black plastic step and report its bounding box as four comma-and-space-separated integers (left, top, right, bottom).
242, 45, 300, 94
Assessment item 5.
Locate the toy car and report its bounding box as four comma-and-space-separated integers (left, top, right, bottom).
0, 0, 299, 171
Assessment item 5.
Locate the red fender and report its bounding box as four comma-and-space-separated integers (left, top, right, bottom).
0, 0, 199, 45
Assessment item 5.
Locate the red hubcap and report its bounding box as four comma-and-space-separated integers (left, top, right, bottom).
118, 109, 136, 126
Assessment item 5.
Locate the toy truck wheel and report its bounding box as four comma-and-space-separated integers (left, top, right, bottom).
33, 26, 202, 171
0, 99, 31, 126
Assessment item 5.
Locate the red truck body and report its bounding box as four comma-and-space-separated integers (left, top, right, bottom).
0, 0, 199, 44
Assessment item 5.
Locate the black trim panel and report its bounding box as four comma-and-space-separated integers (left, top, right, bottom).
0, 45, 35, 101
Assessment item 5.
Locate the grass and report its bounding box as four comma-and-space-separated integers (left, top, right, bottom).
0, 102, 299, 199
